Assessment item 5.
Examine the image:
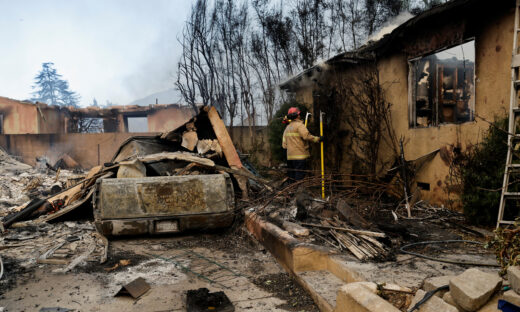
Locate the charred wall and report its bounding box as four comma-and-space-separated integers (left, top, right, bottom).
0, 97, 66, 134
377, 3, 514, 207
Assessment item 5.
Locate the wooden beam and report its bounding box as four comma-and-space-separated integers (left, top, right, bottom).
204, 106, 242, 169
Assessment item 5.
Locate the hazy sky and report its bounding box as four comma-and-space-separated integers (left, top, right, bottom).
0, 0, 193, 107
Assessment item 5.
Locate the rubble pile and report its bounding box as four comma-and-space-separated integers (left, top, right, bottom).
0, 220, 108, 295
1, 221, 105, 269
255, 191, 392, 260
0, 148, 83, 216
0, 106, 277, 309
0, 146, 31, 172
253, 186, 479, 263
407, 266, 520, 311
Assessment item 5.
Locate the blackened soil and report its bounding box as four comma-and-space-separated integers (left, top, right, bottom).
0, 256, 34, 294
253, 273, 318, 312
159, 232, 258, 256
75, 249, 148, 274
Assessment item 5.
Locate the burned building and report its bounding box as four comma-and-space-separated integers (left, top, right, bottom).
0, 97, 67, 134
0, 96, 194, 134
0, 96, 195, 168
280, 0, 514, 207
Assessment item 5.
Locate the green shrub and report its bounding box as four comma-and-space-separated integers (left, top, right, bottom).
268, 100, 308, 163
459, 117, 508, 225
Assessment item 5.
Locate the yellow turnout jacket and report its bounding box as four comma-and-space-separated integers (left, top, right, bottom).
282, 119, 319, 160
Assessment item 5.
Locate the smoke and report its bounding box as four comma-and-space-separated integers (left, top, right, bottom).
282, 59, 332, 91
367, 11, 414, 43
122, 21, 182, 105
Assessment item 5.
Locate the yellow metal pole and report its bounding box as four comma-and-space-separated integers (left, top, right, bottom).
320, 111, 325, 199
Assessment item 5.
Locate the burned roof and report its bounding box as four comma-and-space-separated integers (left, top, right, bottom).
280, 0, 513, 90
0, 95, 194, 117
351, 0, 505, 57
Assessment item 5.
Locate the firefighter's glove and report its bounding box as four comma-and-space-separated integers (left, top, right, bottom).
319, 136, 324, 142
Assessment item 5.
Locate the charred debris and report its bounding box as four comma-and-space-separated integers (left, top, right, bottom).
0, 105, 494, 281
1, 106, 268, 234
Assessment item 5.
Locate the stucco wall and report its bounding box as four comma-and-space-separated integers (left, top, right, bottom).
228, 126, 271, 167
38, 105, 67, 134
0, 132, 157, 169
295, 88, 314, 111
0, 127, 269, 170
0, 96, 196, 135
0, 97, 67, 134
0, 98, 39, 134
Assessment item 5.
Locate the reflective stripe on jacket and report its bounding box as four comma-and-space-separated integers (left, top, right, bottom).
282, 119, 319, 160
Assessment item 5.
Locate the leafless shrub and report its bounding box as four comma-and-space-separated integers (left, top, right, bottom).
326, 62, 398, 177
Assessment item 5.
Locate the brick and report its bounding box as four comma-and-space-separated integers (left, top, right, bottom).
282, 221, 310, 236
423, 275, 454, 297
507, 266, 520, 294
442, 292, 467, 312
503, 289, 520, 307
450, 268, 502, 311
477, 294, 502, 312
334, 283, 400, 312
356, 281, 378, 293
409, 289, 458, 312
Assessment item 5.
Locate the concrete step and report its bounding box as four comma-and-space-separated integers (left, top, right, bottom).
298, 270, 346, 311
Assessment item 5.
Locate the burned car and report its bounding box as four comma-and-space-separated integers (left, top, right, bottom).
92, 106, 247, 236
93, 173, 235, 236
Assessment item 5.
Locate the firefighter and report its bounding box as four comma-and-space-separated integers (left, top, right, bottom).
282, 107, 322, 182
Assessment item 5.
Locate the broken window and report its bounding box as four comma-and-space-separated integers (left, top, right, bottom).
409, 40, 475, 128
126, 117, 148, 132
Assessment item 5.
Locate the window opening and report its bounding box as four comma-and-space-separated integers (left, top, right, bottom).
409, 40, 475, 128
77, 117, 104, 133
127, 117, 149, 132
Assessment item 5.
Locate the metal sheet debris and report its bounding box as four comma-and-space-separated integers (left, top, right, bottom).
115, 277, 151, 299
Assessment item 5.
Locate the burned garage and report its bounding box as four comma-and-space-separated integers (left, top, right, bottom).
2, 0, 520, 311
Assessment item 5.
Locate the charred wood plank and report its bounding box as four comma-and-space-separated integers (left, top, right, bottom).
300, 222, 386, 238
2, 198, 46, 230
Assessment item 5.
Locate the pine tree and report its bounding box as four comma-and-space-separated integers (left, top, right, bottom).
31, 62, 80, 107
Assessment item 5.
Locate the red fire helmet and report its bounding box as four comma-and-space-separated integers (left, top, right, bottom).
287, 107, 300, 115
